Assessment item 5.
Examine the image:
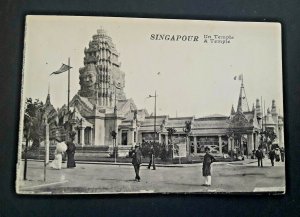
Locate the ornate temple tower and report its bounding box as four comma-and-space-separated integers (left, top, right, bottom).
271, 100, 278, 123
78, 28, 126, 108
255, 98, 262, 117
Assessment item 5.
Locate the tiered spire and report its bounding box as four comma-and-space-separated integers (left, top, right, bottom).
236, 79, 250, 113
79, 28, 126, 108
46, 83, 51, 105
231, 105, 235, 115
255, 98, 262, 116
271, 100, 277, 115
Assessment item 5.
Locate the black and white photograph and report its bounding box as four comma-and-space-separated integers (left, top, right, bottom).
16, 15, 285, 194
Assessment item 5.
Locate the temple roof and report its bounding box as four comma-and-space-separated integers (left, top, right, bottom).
191, 128, 228, 135
193, 118, 229, 129
141, 115, 168, 126
75, 94, 94, 110
165, 116, 194, 128
116, 98, 136, 113
199, 114, 227, 119
124, 109, 149, 122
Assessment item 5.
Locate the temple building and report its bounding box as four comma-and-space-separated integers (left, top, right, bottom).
44, 28, 284, 157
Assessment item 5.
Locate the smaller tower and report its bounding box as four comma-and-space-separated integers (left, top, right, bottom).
255, 98, 262, 117
271, 99, 278, 132
230, 104, 235, 118
236, 79, 250, 113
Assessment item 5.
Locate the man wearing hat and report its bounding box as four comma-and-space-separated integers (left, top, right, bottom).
131, 144, 142, 182
202, 146, 216, 186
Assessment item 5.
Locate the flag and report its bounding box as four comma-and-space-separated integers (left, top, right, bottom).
234, 74, 243, 80
50, 64, 72, 75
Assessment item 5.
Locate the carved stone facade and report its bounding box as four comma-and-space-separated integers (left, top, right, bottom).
78, 28, 126, 107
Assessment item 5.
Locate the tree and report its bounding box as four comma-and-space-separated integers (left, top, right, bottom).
261, 128, 277, 150
166, 127, 177, 159
167, 127, 177, 144
23, 98, 44, 180
183, 121, 192, 154
24, 98, 45, 148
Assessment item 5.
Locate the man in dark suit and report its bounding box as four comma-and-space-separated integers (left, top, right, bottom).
255, 147, 264, 167
269, 148, 275, 166
132, 144, 142, 182
148, 145, 156, 170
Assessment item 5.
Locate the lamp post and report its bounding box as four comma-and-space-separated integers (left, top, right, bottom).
112, 82, 121, 163
148, 91, 157, 144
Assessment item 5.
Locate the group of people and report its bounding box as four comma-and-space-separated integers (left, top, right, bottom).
130, 145, 215, 186
49, 133, 77, 170
255, 146, 285, 167
268, 147, 285, 166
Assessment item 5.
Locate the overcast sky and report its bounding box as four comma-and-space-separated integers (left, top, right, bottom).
22, 16, 284, 118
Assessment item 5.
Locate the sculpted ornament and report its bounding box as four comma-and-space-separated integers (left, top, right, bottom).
229, 111, 249, 128
79, 64, 97, 97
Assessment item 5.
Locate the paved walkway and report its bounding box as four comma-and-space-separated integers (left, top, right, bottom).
17, 159, 285, 194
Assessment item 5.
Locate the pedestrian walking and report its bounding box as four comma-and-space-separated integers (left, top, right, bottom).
280, 147, 285, 162
255, 147, 264, 167
148, 145, 156, 170
269, 149, 275, 166
132, 144, 142, 182
202, 147, 216, 186
66, 132, 76, 168
275, 148, 280, 162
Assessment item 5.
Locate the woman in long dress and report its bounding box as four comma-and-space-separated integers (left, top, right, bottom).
49, 149, 63, 170
202, 147, 216, 186
49, 141, 67, 170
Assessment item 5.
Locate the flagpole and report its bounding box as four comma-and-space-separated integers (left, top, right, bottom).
241, 74, 250, 111
68, 57, 70, 113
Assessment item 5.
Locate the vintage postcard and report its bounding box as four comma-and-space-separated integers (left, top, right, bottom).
16, 15, 285, 194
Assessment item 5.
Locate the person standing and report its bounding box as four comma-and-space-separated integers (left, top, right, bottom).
275, 148, 281, 162
280, 147, 285, 162
269, 149, 275, 166
66, 132, 76, 168
132, 144, 142, 182
202, 147, 216, 186
49, 149, 63, 170
148, 145, 156, 170
49, 138, 67, 170
255, 147, 264, 167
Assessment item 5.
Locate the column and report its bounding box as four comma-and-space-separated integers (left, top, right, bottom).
218, 135, 222, 155
74, 131, 78, 145
194, 136, 197, 154
186, 136, 190, 154
80, 127, 85, 146
89, 128, 93, 145
119, 130, 122, 146
158, 133, 161, 144
228, 137, 232, 151
129, 129, 135, 146
280, 126, 284, 147
247, 133, 254, 155
94, 113, 105, 146
137, 131, 143, 145
91, 128, 95, 145
256, 132, 260, 149
165, 134, 168, 146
